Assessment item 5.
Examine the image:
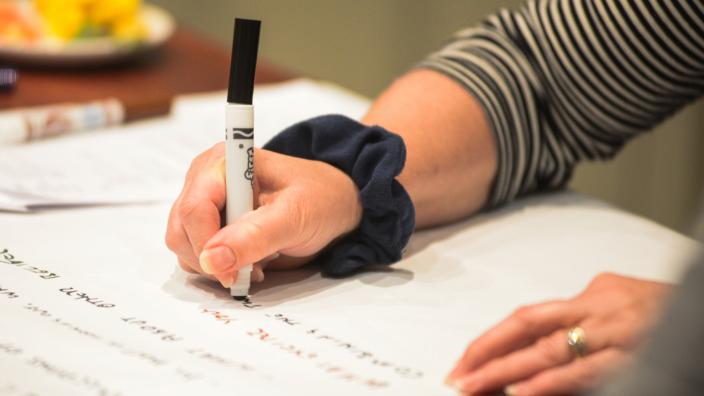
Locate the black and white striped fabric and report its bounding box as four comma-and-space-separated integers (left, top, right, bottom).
419, 0, 704, 208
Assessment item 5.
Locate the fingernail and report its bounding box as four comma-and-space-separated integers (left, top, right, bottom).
200, 246, 236, 274
446, 359, 470, 384
449, 379, 461, 391
252, 266, 265, 283
505, 384, 518, 396
445, 368, 463, 385
452, 375, 479, 393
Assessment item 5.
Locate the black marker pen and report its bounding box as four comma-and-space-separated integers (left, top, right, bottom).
225, 18, 260, 300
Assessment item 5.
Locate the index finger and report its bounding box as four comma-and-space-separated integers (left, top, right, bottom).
178, 146, 227, 260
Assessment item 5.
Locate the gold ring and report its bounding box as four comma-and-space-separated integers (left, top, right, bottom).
567, 327, 587, 357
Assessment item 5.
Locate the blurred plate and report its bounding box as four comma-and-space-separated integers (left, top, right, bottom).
0, 3, 175, 67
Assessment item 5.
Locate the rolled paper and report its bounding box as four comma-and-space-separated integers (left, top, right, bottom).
0, 67, 18, 91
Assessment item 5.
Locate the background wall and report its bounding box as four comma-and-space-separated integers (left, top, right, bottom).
150, 0, 704, 236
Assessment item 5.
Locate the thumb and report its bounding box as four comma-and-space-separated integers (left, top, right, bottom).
199, 202, 299, 286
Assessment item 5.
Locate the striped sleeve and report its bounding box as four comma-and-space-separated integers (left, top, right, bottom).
418, 0, 704, 208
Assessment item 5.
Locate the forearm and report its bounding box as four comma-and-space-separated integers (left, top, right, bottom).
416, 0, 704, 210
362, 69, 497, 228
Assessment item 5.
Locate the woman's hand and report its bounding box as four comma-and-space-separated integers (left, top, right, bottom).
447, 273, 672, 396
165, 143, 362, 287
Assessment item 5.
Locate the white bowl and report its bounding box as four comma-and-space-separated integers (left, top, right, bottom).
0, 4, 175, 67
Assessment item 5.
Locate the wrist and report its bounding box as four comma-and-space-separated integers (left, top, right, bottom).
322, 161, 363, 238
265, 114, 415, 277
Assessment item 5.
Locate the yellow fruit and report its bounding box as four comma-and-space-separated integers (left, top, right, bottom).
88, 0, 140, 25
38, 0, 85, 39
111, 14, 145, 41
33, 0, 144, 40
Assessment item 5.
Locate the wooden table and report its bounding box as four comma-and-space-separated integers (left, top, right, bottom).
0, 28, 295, 110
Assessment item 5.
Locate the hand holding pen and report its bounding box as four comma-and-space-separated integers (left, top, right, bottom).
166, 19, 360, 297
165, 146, 362, 288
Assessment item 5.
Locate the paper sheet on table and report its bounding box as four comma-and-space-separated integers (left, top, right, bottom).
0, 79, 369, 212
1, 191, 701, 395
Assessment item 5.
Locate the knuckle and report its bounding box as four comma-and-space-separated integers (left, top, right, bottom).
210, 141, 224, 153
187, 147, 219, 176
511, 305, 537, 326
619, 308, 640, 325
187, 153, 205, 173
602, 287, 632, 304
177, 198, 202, 221
536, 333, 567, 363
164, 232, 177, 251
199, 146, 218, 163
582, 273, 626, 297
513, 305, 536, 318
592, 272, 621, 286
164, 226, 182, 252
509, 305, 541, 339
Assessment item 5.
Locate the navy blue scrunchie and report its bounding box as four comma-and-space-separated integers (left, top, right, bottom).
263, 114, 415, 277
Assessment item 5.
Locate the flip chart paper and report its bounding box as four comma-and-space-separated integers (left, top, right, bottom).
1, 78, 700, 394
1, 192, 700, 395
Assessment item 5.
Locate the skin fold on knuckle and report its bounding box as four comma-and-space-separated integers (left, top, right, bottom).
164, 227, 182, 253
208, 141, 225, 156
165, 199, 184, 249
192, 202, 222, 240
164, 222, 193, 259
512, 305, 537, 321
185, 151, 208, 179
206, 157, 227, 191
510, 306, 541, 339
588, 272, 624, 291
176, 195, 201, 222
536, 333, 567, 365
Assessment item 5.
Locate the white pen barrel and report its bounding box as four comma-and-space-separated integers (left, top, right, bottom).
225, 104, 254, 297
225, 104, 254, 223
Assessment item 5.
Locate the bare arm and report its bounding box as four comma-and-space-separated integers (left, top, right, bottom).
166, 0, 703, 289
362, 69, 497, 228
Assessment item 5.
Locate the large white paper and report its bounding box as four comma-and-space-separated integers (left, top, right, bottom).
2, 77, 701, 394
1, 192, 700, 395
0, 79, 369, 212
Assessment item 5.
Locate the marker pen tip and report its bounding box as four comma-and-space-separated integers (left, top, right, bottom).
232, 295, 248, 301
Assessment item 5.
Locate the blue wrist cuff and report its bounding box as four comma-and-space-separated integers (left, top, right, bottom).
264, 114, 416, 277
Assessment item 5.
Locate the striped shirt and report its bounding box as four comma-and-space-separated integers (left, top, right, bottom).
419, 0, 704, 208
